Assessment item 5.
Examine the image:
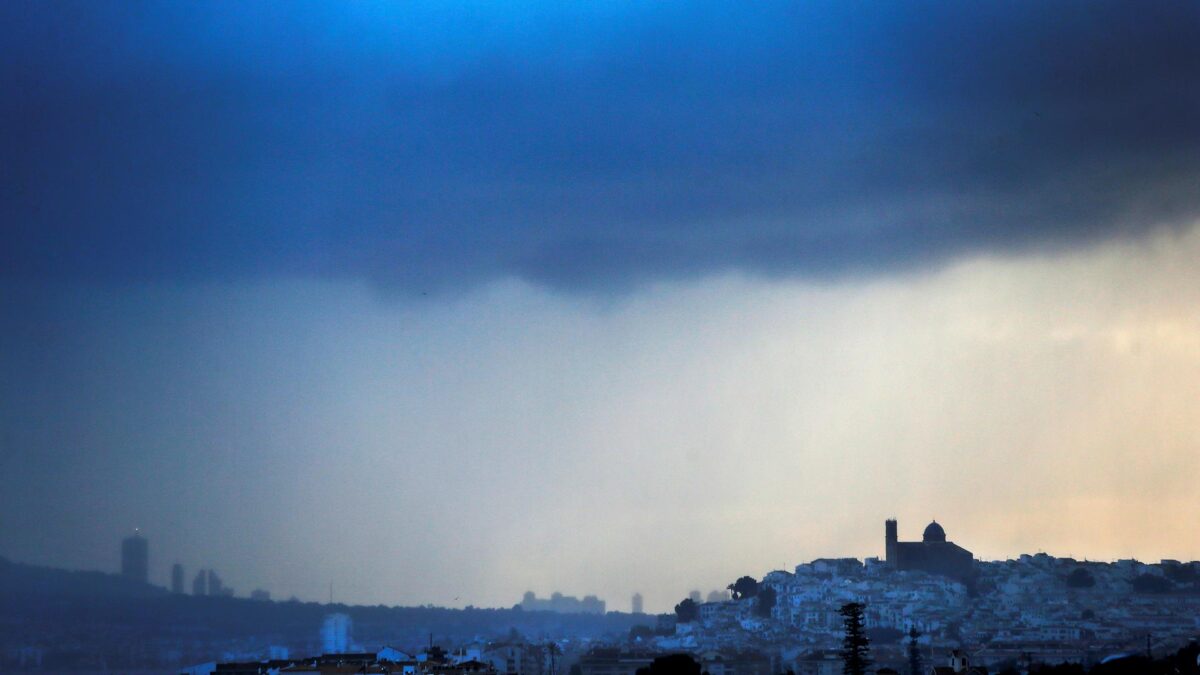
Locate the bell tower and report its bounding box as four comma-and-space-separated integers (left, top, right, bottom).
885, 519, 898, 565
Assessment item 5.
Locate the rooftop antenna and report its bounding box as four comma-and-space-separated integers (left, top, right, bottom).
329, 581, 333, 605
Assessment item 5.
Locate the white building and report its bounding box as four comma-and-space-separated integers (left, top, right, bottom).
321, 613, 352, 653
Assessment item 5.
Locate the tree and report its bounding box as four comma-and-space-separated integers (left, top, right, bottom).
839, 602, 871, 675
727, 576, 759, 600
1065, 568, 1095, 588
755, 587, 776, 618
1130, 574, 1173, 594
1162, 563, 1199, 584
674, 598, 699, 623
906, 627, 923, 675
635, 654, 702, 675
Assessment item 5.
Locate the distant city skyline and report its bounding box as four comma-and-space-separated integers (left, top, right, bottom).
56, 515, 1200, 615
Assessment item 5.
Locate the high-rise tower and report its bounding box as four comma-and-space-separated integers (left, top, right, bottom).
193, 569, 208, 596
121, 531, 149, 584
207, 569, 225, 596
321, 613, 352, 653
171, 563, 185, 594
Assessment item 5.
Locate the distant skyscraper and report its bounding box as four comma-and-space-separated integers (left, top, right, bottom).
321, 613, 352, 653
192, 569, 208, 596
706, 590, 726, 603
631, 592, 644, 614
120, 531, 148, 584
688, 589, 702, 603
171, 563, 184, 594
206, 569, 232, 596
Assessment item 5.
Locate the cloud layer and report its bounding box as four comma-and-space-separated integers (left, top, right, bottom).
3, 1, 1198, 291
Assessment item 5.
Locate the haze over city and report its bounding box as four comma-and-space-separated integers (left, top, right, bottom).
2, 0, 1199, 619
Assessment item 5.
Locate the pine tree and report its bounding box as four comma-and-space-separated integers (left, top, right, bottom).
907, 627, 923, 675
839, 602, 871, 675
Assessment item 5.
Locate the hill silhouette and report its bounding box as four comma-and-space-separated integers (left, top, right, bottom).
0, 557, 643, 672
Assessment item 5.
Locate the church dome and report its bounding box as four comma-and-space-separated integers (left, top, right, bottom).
923, 520, 946, 543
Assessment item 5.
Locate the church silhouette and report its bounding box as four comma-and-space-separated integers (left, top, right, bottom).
885, 519, 974, 579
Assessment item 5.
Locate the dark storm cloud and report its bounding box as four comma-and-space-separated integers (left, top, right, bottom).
2, 1, 1198, 291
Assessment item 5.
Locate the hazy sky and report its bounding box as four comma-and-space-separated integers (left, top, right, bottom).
2, 1, 1199, 613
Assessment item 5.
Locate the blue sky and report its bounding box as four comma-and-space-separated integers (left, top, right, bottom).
2, 1, 1199, 611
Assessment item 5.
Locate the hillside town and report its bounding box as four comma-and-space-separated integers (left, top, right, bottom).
630, 520, 1200, 672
